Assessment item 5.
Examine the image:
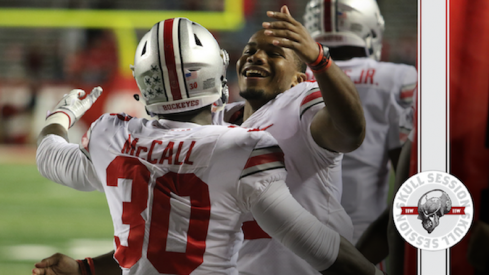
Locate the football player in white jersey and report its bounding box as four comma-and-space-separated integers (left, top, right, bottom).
211, 5, 367, 275
33, 18, 384, 275
385, 90, 416, 274
303, 0, 418, 263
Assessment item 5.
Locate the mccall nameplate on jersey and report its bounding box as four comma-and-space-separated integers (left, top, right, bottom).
393, 171, 473, 250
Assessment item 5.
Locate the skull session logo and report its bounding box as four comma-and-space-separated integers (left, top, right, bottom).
417, 189, 453, 234
393, 171, 473, 250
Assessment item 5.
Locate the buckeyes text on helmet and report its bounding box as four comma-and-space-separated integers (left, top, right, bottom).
132, 18, 229, 116
304, 0, 385, 61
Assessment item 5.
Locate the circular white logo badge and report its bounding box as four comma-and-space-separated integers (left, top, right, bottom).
393, 171, 473, 251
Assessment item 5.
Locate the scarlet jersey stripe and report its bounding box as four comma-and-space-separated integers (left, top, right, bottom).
242, 220, 271, 240
400, 127, 411, 144
110, 113, 133, 122
240, 146, 285, 179
81, 131, 90, 153
400, 83, 416, 104
244, 152, 284, 169
301, 89, 322, 106
80, 127, 92, 160
400, 89, 414, 99
323, 0, 332, 32
163, 19, 183, 101
228, 107, 244, 124
300, 88, 323, 119
247, 146, 283, 159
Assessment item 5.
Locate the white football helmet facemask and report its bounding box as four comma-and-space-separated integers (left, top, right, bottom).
132, 18, 229, 116
304, 0, 385, 61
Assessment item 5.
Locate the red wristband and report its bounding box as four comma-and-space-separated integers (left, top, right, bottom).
77, 258, 95, 275
308, 42, 325, 66
76, 259, 88, 275
86, 257, 96, 275
307, 42, 332, 73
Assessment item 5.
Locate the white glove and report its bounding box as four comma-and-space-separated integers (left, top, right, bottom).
46, 87, 103, 130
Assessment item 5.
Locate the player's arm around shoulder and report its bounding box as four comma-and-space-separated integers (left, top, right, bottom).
234, 129, 287, 210
250, 179, 383, 275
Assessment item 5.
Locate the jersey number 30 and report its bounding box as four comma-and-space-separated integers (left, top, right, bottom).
107, 156, 211, 274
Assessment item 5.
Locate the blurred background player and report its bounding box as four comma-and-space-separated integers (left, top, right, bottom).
386, 91, 416, 275
392, 0, 489, 271
212, 5, 367, 275
34, 18, 385, 275
303, 0, 417, 262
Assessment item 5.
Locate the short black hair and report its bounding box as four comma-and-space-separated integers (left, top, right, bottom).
294, 53, 307, 73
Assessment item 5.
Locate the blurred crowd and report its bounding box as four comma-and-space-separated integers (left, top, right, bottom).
0, 0, 416, 144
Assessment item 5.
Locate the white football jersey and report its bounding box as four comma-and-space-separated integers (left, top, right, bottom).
400, 85, 417, 143
213, 81, 353, 275
309, 58, 417, 243
38, 113, 296, 275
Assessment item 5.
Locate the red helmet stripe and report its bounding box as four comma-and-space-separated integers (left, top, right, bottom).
163, 18, 183, 101
323, 0, 332, 32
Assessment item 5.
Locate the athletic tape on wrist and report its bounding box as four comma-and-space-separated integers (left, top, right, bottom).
45, 112, 70, 130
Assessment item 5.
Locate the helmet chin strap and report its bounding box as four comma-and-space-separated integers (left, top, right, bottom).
134, 94, 156, 117
145, 106, 157, 117
364, 35, 373, 58
212, 77, 229, 112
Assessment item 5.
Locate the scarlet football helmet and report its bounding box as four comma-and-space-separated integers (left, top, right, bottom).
132, 18, 229, 115
304, 0, 385, 61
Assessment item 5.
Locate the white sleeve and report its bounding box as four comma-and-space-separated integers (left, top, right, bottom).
399, 86, 417, 143
386, 94, 407, 149
250, 180, 340, 271
36, 134, 104, 192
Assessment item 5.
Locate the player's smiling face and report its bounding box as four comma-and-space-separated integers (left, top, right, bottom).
237, 30, 300, 105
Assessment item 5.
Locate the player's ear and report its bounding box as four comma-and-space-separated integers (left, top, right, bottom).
291, 72, 307, 88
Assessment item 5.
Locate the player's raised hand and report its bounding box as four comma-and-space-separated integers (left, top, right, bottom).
32, 253, 80, 275
46, 86, 103, 129
262, 5, 320, 64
